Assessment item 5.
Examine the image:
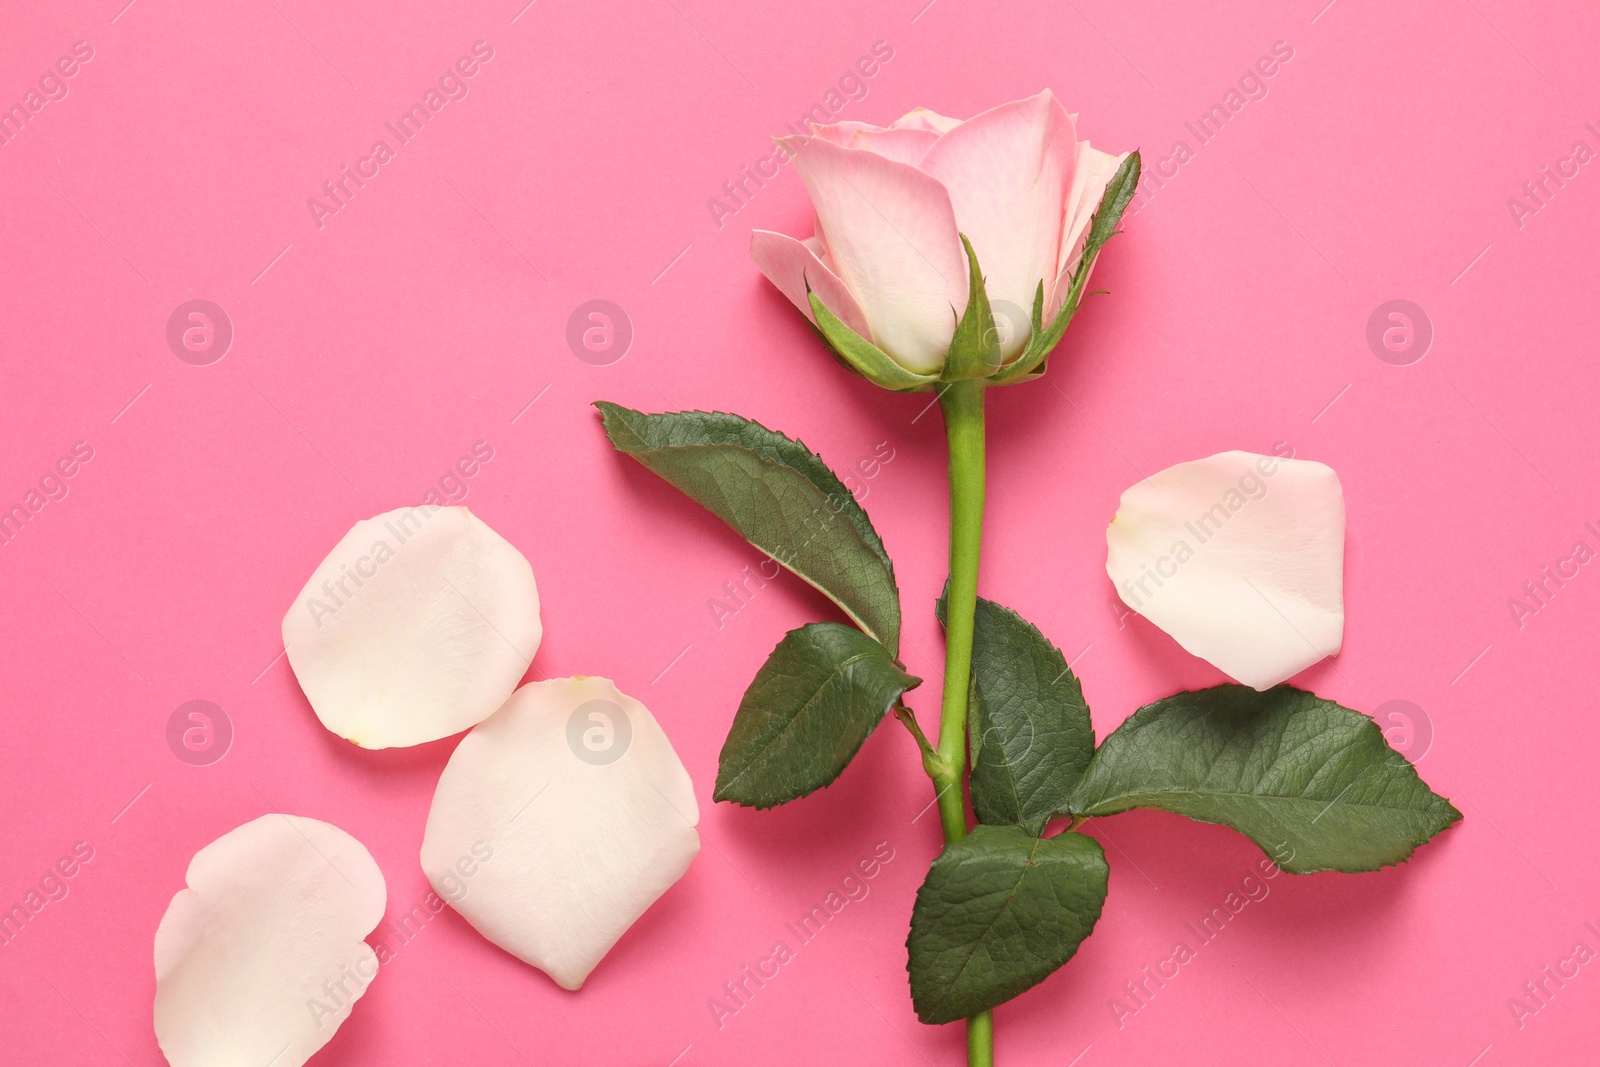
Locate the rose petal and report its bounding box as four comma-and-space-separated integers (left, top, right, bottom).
780, 134, 967, 374
892, 106, 963, 134
283, 505, 541, 749
1106, 451, 1345, 690
918, 90, 1077, 359
750, 229, 873, 339
1048, 143, 1127, 319
420, 677, 700, 990
810, 121, 941, 167
154, 815, 386, 1067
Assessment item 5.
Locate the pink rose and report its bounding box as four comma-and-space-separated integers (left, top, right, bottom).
752, 90, 1134, 386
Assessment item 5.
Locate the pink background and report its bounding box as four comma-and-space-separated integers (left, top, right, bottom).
1, 0, 1596, 1063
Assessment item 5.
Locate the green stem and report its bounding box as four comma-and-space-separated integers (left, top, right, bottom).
930, 378, 987, 842
967, 1010, 994, 1067
931, 377, 992, 1066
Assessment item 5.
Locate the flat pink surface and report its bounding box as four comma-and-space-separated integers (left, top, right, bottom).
2, 0, 1596, 1063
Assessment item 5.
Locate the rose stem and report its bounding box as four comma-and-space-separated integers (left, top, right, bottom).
933, 376, 994, 1067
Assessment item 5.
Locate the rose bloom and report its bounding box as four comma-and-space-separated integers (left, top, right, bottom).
752, 90, 1128, 375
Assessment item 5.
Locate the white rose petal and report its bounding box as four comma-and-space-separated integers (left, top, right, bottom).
154, 815, 386, 1067
1106, 451, 1345, 690
421, 676, 700, 990
283, 505, 541, 749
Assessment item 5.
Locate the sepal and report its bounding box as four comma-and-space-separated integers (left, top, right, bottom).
940, 234, 1003, 382
808, 290, 940, 393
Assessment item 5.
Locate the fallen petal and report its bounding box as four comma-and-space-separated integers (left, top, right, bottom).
154, 815, 386, 1067
283, 505, 541, 749
1106, 451, 1345, 690
421, 676, 700, 990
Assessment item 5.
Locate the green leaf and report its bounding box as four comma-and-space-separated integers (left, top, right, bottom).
808, 291, 939, 393
908, 826, 1108, 1024
714, 623, 920, 808
1079, 150, 1142, 270
596, 402, 902, 652
995, 151, 1142, 385
942, 234, 1002, 382
1069, 684, 1462, 873
966, 598, 1095, 834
